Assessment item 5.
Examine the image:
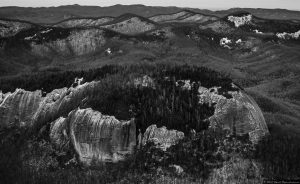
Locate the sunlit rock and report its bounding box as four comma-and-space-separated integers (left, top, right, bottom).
198, 84, 269, 143
0, 89, 43, 128
68, 108, 136, 164
220, 37, 232, 49
227, 14, 252, 27
50, 117, 69, 150
142, 124, 184, 151
276, 30, 300, 39
134, 75, 155, 89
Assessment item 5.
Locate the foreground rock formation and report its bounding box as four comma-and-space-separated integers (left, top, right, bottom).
0, 77, 268, 164
142, 125, 184, 151
50, 108, 136, 164
0, 89, 43, 128
198, 84, 269, 143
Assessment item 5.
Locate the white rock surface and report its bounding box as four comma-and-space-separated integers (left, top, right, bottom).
142, 124, 184, 151
228, 14, 252, 27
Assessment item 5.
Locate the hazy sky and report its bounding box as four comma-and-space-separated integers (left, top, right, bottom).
0, 0, 299, 10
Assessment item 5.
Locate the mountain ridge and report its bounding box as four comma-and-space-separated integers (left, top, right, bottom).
0, 4, 299, 24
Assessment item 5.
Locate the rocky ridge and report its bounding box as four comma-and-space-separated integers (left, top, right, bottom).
53, 17, 114, 28
50, 108, 136, 164
0, 19, 36, 37
30, 29, 106, 56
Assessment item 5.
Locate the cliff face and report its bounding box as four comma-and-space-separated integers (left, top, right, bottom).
198, 84, 269, 143
0, 81, 101, 130
0, 76, 268, 164
0, 81, 136, 164
69, 108, 135, 163
50, 108, 136, 164
0, 89, 42, 128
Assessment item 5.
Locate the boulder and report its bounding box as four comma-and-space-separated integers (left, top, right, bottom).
50, 108, 136, 164
142, 124, 184, 151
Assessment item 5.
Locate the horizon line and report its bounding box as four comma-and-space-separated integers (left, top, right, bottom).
0, 4, 299, 12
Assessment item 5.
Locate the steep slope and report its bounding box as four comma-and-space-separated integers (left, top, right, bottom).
0, 18, 38, 37
0, 5, 299, 24
101, 14, 157, 34
150, 10, 218, 24
50, 108, 136, 164
53, 17, 114, 28
29, 28, 106, 56
223, 11, 300, 35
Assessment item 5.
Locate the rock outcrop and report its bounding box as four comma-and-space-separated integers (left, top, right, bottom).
142, 124, 184, 151
227, 14, 253, 27
50, 117, 69, 150
49, 108, 136, 164
0, 81, 100, 129
0, 89, 43, 128
198, 84, 269, 143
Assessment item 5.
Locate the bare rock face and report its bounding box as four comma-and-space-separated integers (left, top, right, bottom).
50, 108, 136, 164
198, 84, 269, 143
0, 89, 43, 128
142, 124, 184, 151
50, 117, 69, 150
0, 81, 102, 129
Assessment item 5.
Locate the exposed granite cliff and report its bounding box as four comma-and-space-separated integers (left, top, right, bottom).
142, 124, 184, 151
198, 84, 269, 143
0, 89, 43, 128
0, 77, 268, 165
50, 108, 136, 164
